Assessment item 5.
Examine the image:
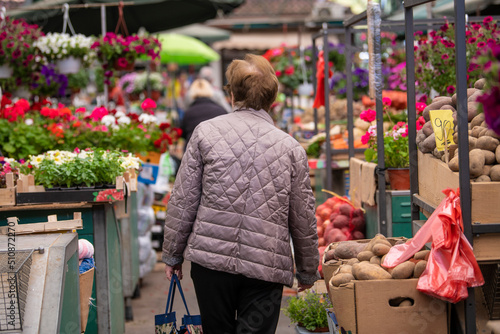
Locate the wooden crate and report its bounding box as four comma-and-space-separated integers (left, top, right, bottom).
418, 151, 500, 261
0, 173, 15, 206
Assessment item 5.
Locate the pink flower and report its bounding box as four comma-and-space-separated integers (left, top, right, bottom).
440, 23, 449, 32
134, 45, 146, 54
361, 132, 371, 145
137, 124, 147, 132
468, 37, 477, 44
360, 109, 376, 123
416, 102, 426, 113
11, 49, 21, 59
382, 97, 392, 107
446, 85, 455, 95
484, 16, 493, 25
441, 54, 449, 60
477, 41, 486, 48
74, 147, 81, 154
472, 24, 481, 31
90, 106, 109, 121
116, 57, 129, 69
284, 66, 294, 75
94, 125, 108, 132
75, 107, 86, 113
416, 116, 425, 131
275, 70, 282, 77
466, 30, 472, 37
141, 98, 156, 111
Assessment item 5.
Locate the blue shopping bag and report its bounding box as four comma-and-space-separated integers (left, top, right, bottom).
155, 274, 202, 334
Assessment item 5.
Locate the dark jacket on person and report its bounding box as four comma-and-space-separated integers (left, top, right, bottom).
180, 97, 227, 149
162, 108, 320, 287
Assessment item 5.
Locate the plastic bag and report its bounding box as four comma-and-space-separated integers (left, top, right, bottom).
382, 188, 484, 303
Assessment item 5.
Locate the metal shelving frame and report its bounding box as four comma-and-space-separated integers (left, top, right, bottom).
310, 26, 366, 194
403, 1, 500, 332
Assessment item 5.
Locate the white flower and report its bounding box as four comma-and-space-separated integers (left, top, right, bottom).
101, 115, 116, 127
138, 113, 157, 125
25, 118, 33, 125
115, 111, 126, 118
117, 116, 131, 125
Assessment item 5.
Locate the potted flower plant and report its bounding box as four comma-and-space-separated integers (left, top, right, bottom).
0, 16, 43, 81
91, 32, 161, 71
133, 72, 164, 101
34, 33, 95, 74
282, 290, 332, 333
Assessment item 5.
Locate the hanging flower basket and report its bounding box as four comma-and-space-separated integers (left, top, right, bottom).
0, 64, 13, 78
56, 56, 82, 74
113, 58, 135, 71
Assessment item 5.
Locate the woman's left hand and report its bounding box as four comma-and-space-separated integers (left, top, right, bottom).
165, 264, 183, 280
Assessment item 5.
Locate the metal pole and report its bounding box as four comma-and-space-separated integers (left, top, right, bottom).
454, 0, 475, 332
405, 7, 420, 224
371, 3, 387, 236
345, 26, 355, 159
101, 5, 108, 108
323, 23, 332, 193
312, 39, 318, 135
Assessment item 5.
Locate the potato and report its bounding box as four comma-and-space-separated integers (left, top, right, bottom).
483, 165, 493, 176
448, 144, 458, 160
440, 104, 456, 113
422, 121, 434, 137
330, 273, 355, 287
467, 102, 479, 122
474, 78, 486, 89
469, 149, 486, 178
451, 89, 478, 106
469, 136, 477, 151
453, 132, 458, 145
363, 234, 390, 252
483, 150, 496, 165
476, 136, 500, 151
391, 261, 416, 279
414, 250, 430, 260
420, 133, 436, 153
479, 128, 489, 137
399, 299, 414, 307
346, 258, 360, 266
490, 165, 500, 181
416, 129, 427, 146
370, 256, 382, 265
448, 155, 459, 172
471, 126, 485, 138
497, 145, 500, 164
372, 243, 391, 257
357, 251, 375, 262
334, 241, 366, 259
471, 113, 485, 129
476, 175, 491, 182
324, 249, 337, 262
422, 98, 453, 121
484, 129, 500, 140
433, 148, 445, 160
414, 260, 428, 278
352, 262, 392, 280
468, 91, 483, 103
338, 265, 353, 274
481, 121, 487, 127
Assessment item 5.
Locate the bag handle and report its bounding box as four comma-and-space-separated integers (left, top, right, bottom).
166, 274, 191, 316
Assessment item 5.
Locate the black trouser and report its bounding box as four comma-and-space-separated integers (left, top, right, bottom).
190, 262, 284, 334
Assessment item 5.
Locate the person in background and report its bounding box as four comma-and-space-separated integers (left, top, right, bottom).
180, 78, 227, 150
162, 54, 320, 334
185, 66, 232, 113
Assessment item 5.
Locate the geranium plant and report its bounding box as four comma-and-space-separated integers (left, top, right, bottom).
34, 33, 95, 65
414, 17, 500, 101
282, 290, 332, 331
361, 99, 426, 168
91, 32, 161, 71
134, 72, 164, 93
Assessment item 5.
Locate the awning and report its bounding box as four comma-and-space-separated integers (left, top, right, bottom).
7, 0, 244, 35
162, 24, 231, 43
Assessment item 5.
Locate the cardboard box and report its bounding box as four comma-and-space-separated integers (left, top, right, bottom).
330, 279, 448, 334
80, 267, 95, 333
322, 237, 408, 294
418, 152, 500, 261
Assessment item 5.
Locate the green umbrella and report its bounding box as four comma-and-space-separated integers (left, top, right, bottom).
158, 33, 220, 65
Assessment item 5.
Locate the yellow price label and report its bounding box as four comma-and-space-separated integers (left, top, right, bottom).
429, 109, 455, 151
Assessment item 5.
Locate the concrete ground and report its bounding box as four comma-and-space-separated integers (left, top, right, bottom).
125, 255, 297, 334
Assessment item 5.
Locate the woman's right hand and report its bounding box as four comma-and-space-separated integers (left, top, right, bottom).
165, 264, 183, 280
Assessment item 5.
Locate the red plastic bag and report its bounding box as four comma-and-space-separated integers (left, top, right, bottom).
382, 188, 484, 303
312, 51, 333, 108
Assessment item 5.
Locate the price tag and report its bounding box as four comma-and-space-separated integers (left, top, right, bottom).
429, 109, 455, 151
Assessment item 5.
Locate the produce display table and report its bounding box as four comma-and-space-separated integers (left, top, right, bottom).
0, 201, 125, 334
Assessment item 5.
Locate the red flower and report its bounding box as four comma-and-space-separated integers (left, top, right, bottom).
75, 107, 86, 113
361, 132, 371, 145
416, 116, 425, 131
275, 70, 282, 77
416, 102, 427, 113
446, 85, 455, 95
484, 16, 493, 25
477, 41, 486, 48
159, 122, 170, 131
382, 97, 392, 107
284, 66, 294, 75
134, 45, 146, 54
116, 57, 129, 69
467, 37, 477, 44
72, 121, 81, 128
15, 99, 30, 112
441, 54, 449, 60
90, 106, 109, 121
11, 49, 21, 59
141, 98, 156, 111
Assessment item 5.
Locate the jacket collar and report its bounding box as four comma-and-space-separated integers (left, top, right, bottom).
234, 108, 274, 125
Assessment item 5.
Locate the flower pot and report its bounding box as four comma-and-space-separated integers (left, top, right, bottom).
128, 93, 141, 102
0, 64, 13, 78
387, 168, 410, 190
296, 325, 329, 333
148, 90, 161, 101
57, 56, 82, 74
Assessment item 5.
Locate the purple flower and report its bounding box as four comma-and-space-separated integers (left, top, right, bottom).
477, 86, 500, 136
446, 85, 455, 95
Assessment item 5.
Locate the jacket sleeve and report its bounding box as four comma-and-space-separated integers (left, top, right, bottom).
162, 126, 204, 266
288, 147, 321, 285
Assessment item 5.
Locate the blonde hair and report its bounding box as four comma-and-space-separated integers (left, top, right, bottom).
188, 79, 214, 100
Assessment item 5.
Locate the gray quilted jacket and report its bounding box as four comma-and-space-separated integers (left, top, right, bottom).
162, 108, 320, 287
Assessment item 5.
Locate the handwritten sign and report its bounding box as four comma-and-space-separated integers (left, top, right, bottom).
429, 109, 455, 150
